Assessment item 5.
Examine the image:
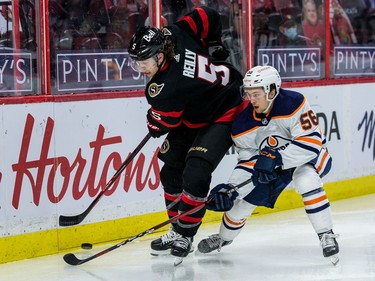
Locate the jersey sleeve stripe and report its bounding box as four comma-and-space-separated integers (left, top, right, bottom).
157, 119, 182, 128
179, 15, 198, 34
295, 136, 323, 147
237, 161, 255, 168
151, 107, 183, 117
291, 140, 320, 154
182, 119, 209, 128
196, 7, 209, 39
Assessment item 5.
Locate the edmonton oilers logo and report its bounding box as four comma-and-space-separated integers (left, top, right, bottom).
267, 136, 278, 147
259, 135, 290, 150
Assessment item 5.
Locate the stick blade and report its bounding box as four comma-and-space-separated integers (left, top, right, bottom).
63, 253, 83, 266
59, 214, 84, 227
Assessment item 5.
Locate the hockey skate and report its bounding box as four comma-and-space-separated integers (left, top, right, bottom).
151, 227, 182, 256
171, 236, 193, 266
197, 234, 232, 253
319, 231, 340, 266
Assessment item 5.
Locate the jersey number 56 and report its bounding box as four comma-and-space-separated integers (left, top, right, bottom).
300, 110, 319, 130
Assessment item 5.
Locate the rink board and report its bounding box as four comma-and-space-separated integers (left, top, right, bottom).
1, 83, 375, 263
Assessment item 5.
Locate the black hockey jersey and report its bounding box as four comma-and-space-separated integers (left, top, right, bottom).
145, 7, 246, 130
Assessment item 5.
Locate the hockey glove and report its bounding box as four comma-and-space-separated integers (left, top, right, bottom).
206, 184, 239, 212
254, 147, 283, 184
211, 46, 229, 61
209, 45, 230, 61
146, 110, 168, 138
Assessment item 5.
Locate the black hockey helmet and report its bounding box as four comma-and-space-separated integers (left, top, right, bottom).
128, 26, 165, 61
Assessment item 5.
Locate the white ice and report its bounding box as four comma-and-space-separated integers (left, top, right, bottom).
0, 194, 374, 281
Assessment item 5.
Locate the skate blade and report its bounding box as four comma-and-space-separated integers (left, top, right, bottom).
174, 257, 184, 266
150, 249, 171, 256
330, 254, 340, 266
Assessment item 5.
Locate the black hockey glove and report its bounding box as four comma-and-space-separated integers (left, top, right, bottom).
254, 147, 283, 184
206, 184, 239, 212
209, 45, 230, 61
146, 111, 168, 138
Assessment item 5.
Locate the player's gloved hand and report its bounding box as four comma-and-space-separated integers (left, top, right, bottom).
209, 45, 229, 61
206, 184, 239, 212
254, 147, 283, 184
146, 110, 168, 138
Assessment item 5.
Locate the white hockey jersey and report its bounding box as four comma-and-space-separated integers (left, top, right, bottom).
228, 88, 332, 187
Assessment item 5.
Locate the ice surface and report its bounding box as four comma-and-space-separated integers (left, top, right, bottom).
0, 194, 374, 281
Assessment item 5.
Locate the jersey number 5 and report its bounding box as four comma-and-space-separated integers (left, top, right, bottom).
197, 56, 230, 86
300, 110, 319, 130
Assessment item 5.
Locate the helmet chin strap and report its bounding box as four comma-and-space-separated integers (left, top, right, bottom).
262, 90, 278, 114
263, 99, 274, 114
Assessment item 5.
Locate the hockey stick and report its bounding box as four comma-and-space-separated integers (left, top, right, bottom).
63, 178, 252, 265
59, 133, 152, 227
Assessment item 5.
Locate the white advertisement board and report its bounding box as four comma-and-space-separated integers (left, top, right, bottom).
0, 83, 374, 237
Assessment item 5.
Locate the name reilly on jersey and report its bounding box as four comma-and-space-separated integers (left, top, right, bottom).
183, 49, 196, 79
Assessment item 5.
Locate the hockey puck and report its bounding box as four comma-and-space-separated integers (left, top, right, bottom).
81, 243, 93, 250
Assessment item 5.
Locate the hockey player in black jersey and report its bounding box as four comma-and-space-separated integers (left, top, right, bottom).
128, 6, 246, 264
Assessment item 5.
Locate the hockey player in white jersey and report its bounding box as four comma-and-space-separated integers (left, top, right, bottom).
198, 65, 339, 265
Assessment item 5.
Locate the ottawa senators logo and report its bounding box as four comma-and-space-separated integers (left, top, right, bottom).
159, 139, 170, 154
148, 83, 164, 98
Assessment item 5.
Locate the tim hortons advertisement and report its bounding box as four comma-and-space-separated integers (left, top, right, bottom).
0, 98, 235, 236
1, 84, 375, 236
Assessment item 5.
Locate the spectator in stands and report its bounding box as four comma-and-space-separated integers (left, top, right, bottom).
253, 11, 279, 48
278, 14, 306, 46
252, 0, 277, 48
302, 0, 325, 47
330, 0, 358, 44
338, 0, 367, 43
252, 0, 276, 13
